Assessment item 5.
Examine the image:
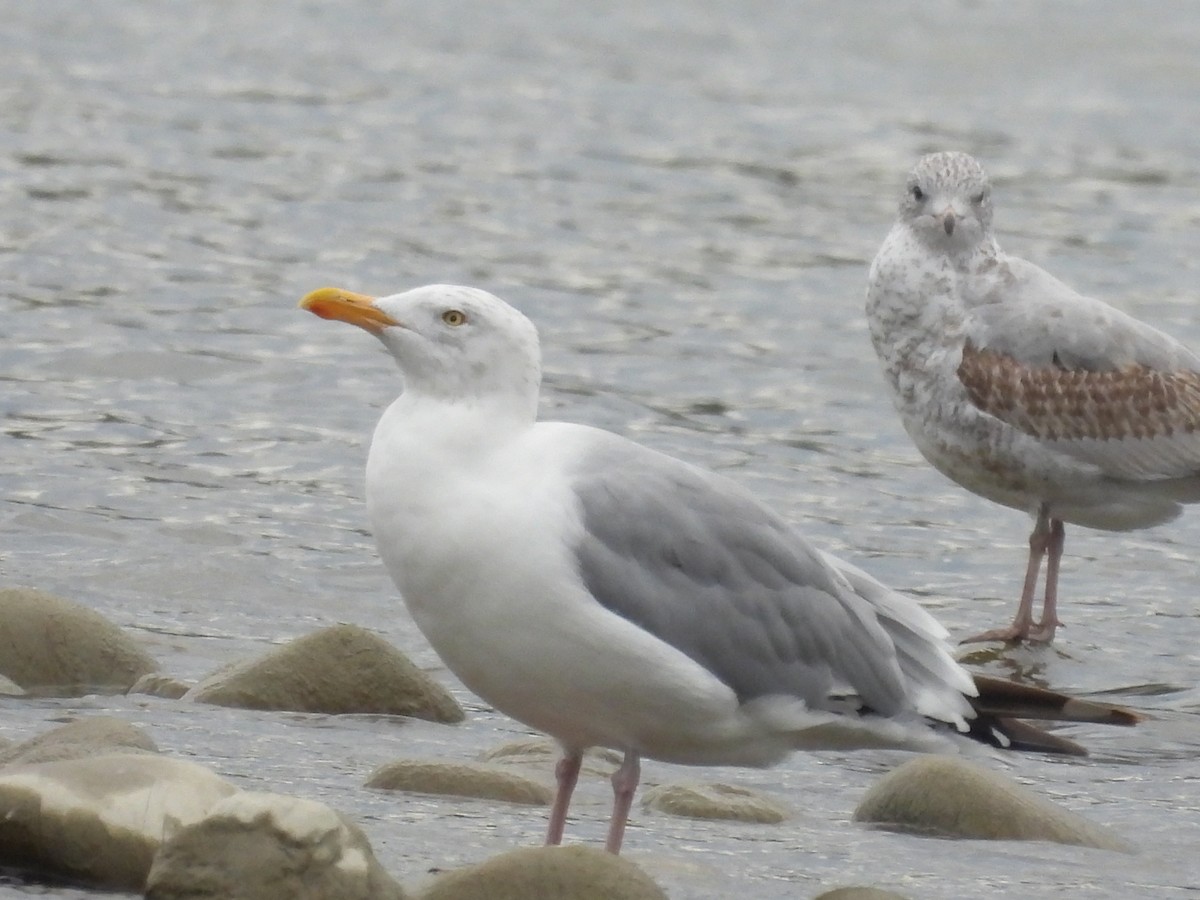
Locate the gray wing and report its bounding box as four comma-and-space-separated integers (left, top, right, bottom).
569, 434, 913, 718
964, 254, 1200, 372
959, 254, 1200, 479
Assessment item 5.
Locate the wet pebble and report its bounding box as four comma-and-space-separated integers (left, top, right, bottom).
418, 845, 667, 900
0, 716, 157, 767
185, 623, 464, 722
146, 791, 407, 900
641, 781, 788, 823
480, 738, 621, 777
130, 672, 192, 699
0, 587, 158, 695
0, 752, 238, 890
853, 755, 1130, 851
366, 759, 553, 806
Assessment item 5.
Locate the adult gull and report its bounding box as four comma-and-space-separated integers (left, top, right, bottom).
866, 151, 1200, 644
301, 283, 1136, 852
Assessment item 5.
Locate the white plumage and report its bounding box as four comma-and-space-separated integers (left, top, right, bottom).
301, 282, 1117, 852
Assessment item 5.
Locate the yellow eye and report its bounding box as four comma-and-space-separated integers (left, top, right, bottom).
442, 309, 467, 326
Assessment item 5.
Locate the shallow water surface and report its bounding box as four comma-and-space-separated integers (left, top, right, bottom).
3, 2, 1200, 897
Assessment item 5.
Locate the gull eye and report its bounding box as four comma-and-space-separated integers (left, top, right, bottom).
441, 309, 468, 327
909, 184, 925, 202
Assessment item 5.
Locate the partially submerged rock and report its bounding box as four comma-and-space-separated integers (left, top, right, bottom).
420, 845, 666, 900
641, 781, 788, 823
129, 672, 191, 699
0, 716, 157, 768
366, 759, 552, 806
0, 587, 158, 695
186, 624, 463, 722
146, 791, 407, 900
480, 738, 621, 777
853, 755, 1129, 851
0, 753, 238, 890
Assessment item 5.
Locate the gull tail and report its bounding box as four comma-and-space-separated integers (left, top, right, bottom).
964, 674, 1143, 756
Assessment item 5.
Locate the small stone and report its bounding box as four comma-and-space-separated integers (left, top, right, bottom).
186, 624, 463, 722
129, 673, 191, 699
0, 588, 158, 695
0, 717, 157, 768
0, 753, 238, 891
420, 845, 666, 900
853, 755, 1129, 851
146, 792, 407, 900
366, 760, 552, 806
642, 781, 788, 823
479, 738, 621, 777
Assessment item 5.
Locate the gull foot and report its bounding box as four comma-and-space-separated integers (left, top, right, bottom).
959, 622, 1058, 645
959, 625, 1030, 645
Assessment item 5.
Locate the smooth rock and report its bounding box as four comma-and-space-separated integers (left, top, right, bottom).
366, 759, 552, 806
853, 755, 1130, 851
642, 781, 788, 823
0, 587, 158, 695
420, 845, 666, 900
480, 738, 621, 777
0, 752, 238, 891
146, 791, 407, 900
130, 672, 191, 699
0, 716, 158, 768
186, 624, 463, 722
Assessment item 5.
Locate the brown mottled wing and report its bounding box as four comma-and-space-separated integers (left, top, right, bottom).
958, 340, 1200, 444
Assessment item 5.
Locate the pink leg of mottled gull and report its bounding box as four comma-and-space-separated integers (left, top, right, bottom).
961, 504, 1056, 644
1027, 518, 1065, 642
545, 750, 582, 846
604, 750, 641, 854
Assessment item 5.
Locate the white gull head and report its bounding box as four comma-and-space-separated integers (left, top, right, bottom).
302, 283, 542, 418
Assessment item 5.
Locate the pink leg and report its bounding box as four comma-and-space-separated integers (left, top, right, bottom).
545, 750, 582, 846
961, 505, 1052, 644
1028, 518, 1065, 642
604, 750, 641, 855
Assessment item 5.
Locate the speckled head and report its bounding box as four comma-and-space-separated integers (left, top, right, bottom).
899, 151, 994, 250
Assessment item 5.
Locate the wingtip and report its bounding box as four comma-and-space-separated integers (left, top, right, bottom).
970, 673, 1143, 726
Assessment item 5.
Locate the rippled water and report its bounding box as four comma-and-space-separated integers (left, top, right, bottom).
3, 2, 1200, 897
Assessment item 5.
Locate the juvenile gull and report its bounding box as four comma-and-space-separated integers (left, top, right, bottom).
867, 151, 1200, 643
301, 283, 1136, 853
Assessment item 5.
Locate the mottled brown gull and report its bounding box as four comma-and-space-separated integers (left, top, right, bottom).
300, 283, 1137, 853
867, 151, 1200, 643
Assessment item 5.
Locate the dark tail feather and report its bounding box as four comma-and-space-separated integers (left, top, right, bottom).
964, 674, 1143, 756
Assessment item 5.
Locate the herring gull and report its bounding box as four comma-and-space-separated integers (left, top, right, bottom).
301, 283, 1136, 852
866, 151, 1200, 644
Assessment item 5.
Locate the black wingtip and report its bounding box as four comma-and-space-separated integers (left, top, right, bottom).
970, 674, 1144, 726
